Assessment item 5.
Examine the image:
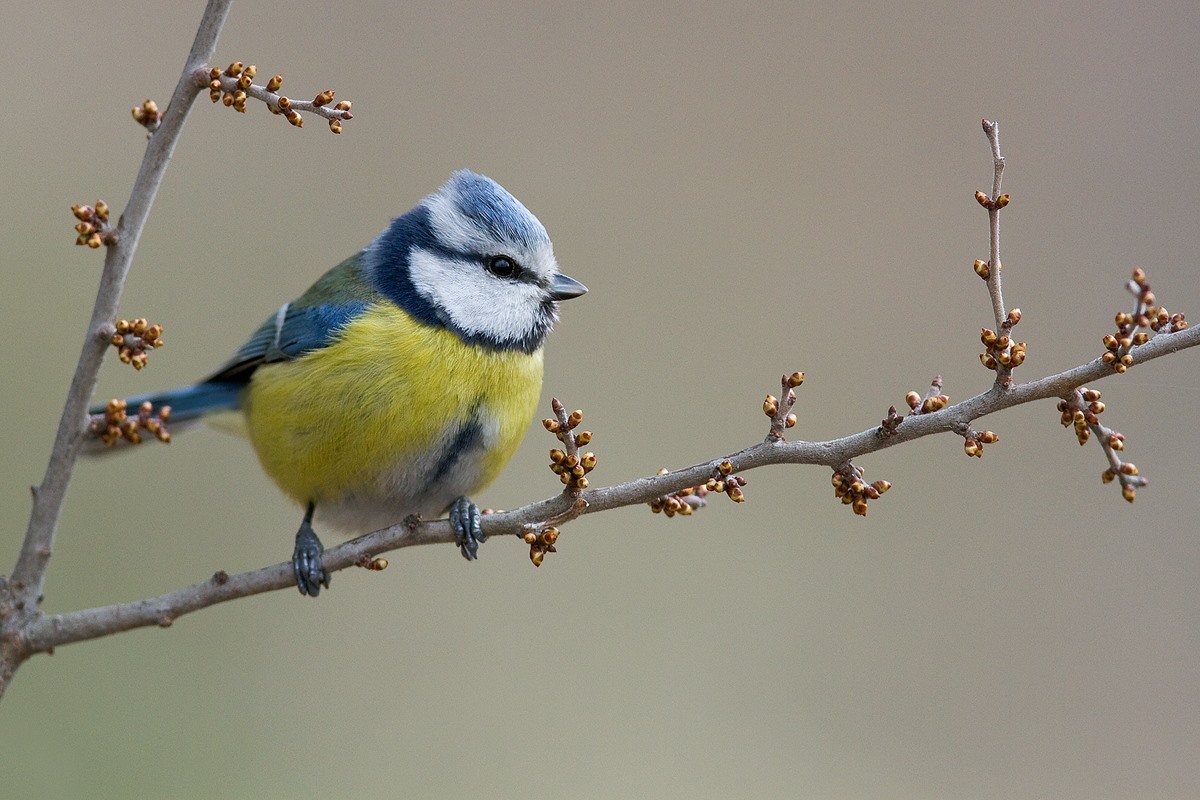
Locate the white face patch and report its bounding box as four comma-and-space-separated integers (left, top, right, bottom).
407, 248, 551, 345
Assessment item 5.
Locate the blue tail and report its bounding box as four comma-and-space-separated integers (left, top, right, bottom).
90, 381, 243, 423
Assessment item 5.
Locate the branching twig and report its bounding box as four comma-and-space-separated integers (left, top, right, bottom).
982, 119, 1007, 333
0, 0, 234, 697
206, 62, 353, 133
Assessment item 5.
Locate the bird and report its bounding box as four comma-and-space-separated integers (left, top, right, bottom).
92, 170, 586, 596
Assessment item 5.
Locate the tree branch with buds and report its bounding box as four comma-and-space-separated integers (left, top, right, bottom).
0, 0, 363, 699
2, 0, 1198, 708
205, 61, 353, 133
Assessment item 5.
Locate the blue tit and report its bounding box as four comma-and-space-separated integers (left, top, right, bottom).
95, 170, 586, 595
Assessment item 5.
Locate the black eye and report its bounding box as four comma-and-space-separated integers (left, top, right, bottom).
486, 255, 520, 279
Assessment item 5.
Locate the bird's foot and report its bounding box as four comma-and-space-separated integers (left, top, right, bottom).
293, 508, 330, 596
450, 496, 486, 561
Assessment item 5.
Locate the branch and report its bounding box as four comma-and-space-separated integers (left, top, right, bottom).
1, 0, 234, 697
205, 62, 353, 133
984, 119, 1007, 331
19, 320, 1200, 654
976, 119, 1015, 386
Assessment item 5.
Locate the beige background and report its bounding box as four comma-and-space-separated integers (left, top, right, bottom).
3, 1, 1198, 797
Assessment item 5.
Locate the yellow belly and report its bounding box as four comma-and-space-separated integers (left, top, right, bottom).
242, 303, 544, 517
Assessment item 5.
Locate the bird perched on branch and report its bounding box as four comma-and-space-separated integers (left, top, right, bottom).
91, 170, 586, 595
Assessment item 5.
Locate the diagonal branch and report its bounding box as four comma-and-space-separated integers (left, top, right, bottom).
1, 0, 235, 697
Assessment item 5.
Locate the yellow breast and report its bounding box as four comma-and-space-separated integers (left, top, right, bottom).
242, 302, 544, 512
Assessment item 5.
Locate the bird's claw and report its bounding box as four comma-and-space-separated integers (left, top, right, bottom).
450, 496, 486, 561
293, 520, 330, 596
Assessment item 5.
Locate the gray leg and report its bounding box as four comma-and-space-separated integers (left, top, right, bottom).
450, 496, 486, 561
292, 502, 330, 596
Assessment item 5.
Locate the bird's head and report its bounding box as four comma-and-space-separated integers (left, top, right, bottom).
365, 170, 586, 353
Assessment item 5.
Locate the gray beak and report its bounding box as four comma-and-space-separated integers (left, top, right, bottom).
548, 273, 588, 301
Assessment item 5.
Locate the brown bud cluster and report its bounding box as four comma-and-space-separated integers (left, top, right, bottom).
1057, 395, 1099, 446
356, 555, 389, 571
974, 191, 1011, 210
962, 429, 998, 458
972, 259, 991, 281
209, 63, 256, 112
548, 446, 597, 490
906, 389, 950, 414
111, 318, 164, 370
543, 399, 594, 489
330, 100, 352, 133
1099, 458, 1141, 503
648, 469, 710, 517
831, 464, 890, 517
904, 376, 949, 415
1060, 386, 1123, 484
979, 309, 1027, 372
522, 527, 560, 567
131, 98, 163, 132
1102, 268, 1188, 374
1057, 388, 1141, 502
878, 405, 904, 438
208, 63, 352, 133
762, 394, 797, 428
694, 461, 747, 504
88, 398, 171, 447
765, 371, 804, 440
71, 201, 114, 248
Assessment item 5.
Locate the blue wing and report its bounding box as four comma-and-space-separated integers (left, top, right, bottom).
89, 252, 380, 426
203, 251, 379, 384
204, 299, 368, 383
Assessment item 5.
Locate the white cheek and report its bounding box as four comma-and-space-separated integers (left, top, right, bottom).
408, 249, 543, 343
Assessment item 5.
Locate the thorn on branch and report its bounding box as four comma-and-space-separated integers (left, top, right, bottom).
71, 201, 116, 249
88, 399, 171, 447
1102, 267, 1188, 374
110, 318, 164, 370
207, 62, 353, 133
831, 463, 890, 517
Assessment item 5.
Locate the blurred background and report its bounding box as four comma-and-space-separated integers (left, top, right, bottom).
2, 1, 1198, 797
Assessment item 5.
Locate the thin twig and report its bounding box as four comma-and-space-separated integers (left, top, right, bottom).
18, 322, 1200, 655
983, 119, 1007, 333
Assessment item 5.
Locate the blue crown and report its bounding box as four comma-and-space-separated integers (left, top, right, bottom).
441, 169, 550, 250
